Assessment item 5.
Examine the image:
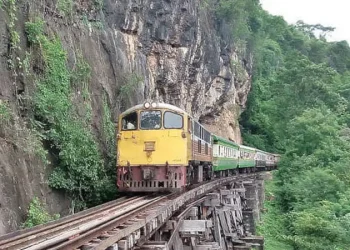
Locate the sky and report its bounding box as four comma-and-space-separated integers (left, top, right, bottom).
260, 0, 350, 42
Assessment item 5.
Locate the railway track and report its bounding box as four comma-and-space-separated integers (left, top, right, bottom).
0, 195, 168, 250
0, 173, 255, 250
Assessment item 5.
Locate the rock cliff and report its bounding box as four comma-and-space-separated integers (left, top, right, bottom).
0, 0, 252, 233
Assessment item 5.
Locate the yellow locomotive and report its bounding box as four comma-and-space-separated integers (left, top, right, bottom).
117, 102, 212, 192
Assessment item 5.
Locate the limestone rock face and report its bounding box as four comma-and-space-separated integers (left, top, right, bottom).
101, 0, 252, 143
0, 0, 252, 233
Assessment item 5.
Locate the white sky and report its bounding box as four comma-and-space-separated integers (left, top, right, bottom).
260, 0, 350, 42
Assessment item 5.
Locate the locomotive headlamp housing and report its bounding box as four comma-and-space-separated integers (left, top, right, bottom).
151, 102, 157, 108
144, 102, 150, 108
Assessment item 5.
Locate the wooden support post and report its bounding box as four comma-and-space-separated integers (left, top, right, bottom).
173, 232, 184, 250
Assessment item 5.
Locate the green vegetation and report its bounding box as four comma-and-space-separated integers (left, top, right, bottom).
0, 99, 49, 164
214, 0, 350, 249
71, 52, 92, 122
0, 101, 11, 122
25, 18, 116, 210
257, 180, 293, 250
6, 0, 19, 50
1, 0, 20, 70
117, 73, 143, 110
22, 197, 59, 228
101, 93, 118, 194
57, 0, 103, 21
25, 17, 45, 44
93, 0, 103, 10
102, 94, 116, 164
57, 0, 73, 17
118, 73, 143, 100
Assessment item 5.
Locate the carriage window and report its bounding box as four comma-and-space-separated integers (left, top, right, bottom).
140, 111, 161, 130
122, 112, 138, 130
164, 112, 183, 129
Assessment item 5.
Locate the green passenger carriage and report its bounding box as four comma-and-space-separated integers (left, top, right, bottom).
238, 145, 256, 168
212, 135, 239, 171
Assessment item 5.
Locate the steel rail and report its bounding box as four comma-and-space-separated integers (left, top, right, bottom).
0, 196, 144, 250
49, 195, 171, 250
21, 196, 163, 250
0, 197, 128, 243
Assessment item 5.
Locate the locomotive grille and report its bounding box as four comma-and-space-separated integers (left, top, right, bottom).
144, 141, 155, 151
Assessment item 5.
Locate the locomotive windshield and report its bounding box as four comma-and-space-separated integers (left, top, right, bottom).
122, 112, 138, 130
164, 111, 183, 129
140, 110, 162, 129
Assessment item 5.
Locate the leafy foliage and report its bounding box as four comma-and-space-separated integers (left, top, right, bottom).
22, 197, 59, 228
257, 180, 293, 250
215, 0, 350, 248
25, 19, 116, 210
0, 100, 11, 122
25, 17, 45, 44
117, 73, 143, 111
57, 0, 73, 17
93, 0, 103, 10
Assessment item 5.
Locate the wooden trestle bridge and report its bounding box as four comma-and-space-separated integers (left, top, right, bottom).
0, 173, 268, 250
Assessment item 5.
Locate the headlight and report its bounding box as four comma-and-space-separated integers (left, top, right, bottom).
151, 102, 157, 108
144, 102, 150, 108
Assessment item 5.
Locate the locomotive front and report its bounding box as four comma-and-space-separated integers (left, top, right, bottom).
117, 102, 190, 192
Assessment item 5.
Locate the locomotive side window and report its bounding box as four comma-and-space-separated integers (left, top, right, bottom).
203, 130, 211, 143
164, 111, 183, 129
140, 111, 162, 130
194, 122, 201, 138
122, 112, 138, 130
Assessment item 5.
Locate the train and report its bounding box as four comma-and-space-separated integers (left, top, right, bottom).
116, 102, 279, 192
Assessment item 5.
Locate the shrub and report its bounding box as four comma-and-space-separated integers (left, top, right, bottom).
22, 197, 59, 228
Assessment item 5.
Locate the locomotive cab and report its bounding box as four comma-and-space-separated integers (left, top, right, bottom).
117, 102, 190, 192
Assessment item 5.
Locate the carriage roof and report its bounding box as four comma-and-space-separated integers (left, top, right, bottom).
239, 145, 257, 152
212, 134, 239, 148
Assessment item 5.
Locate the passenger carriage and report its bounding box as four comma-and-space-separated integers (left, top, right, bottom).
212, 135, 240, 175
238, 145, 256, 171
255, 150, 267, 168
